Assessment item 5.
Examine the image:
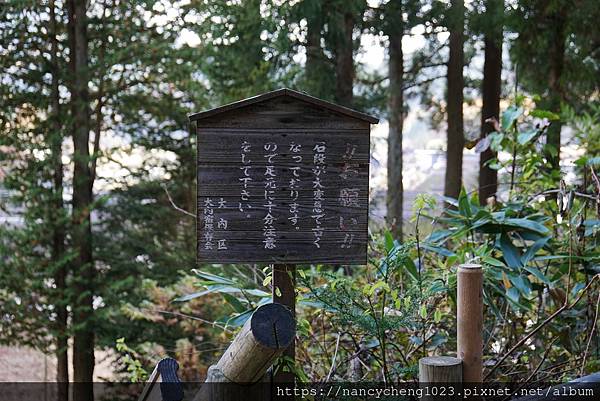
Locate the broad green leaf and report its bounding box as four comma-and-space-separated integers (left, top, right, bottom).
502, 106, 523, 130
427, 229, 453, 244
173, 284, 236, 302
503, 218, 549, 235
384, 231, 394, 252
458, 188, 472, 218
402, 258, 419, 282
509, 274, 531, 296
222, 293, 246, 313
173, 285, 268, 302
517, 130, 538, 145
523, 266, 552, 285
191, 270, 235, 285
482, 256, 506, 268
506, 287, 520, 303
421, 243, 456, 257
225, 309, 254, 327
499, 233, 522, 269
243, 289, 270, 297
428, 280, 446, 293
489, 132, 504, 151
521, 236, 550, 266
440, 196, 459, 207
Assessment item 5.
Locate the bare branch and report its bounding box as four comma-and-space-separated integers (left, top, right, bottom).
162, 184, 196, 218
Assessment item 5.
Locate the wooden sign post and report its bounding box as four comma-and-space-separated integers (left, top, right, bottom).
457, 263, 484, 382
190, 88, 378, 385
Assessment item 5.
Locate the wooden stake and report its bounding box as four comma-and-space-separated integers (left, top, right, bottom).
457, 263, 483, 382
419, 356, 462, 382
193, 303, 295, 401
272, 264, 296, 384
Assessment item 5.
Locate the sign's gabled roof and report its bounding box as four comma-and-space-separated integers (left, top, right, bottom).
188, 88, 379, 124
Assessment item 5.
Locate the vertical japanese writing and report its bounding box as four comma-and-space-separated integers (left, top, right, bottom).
288, 142, 302, 229
239, 140, 252, 214
339, 216, 357, 249
340, 143, 359, 180
339, 143, 359, 248
203, 198, 214, 250
263, 142, 278, 249
311, 141, 326, 248
216, 197, 228, 250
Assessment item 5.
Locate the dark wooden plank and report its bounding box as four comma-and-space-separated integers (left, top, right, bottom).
197, 129, 369, 160
195, 94, 371, 265
195, 96, 371, 129
189, 88, 378, 124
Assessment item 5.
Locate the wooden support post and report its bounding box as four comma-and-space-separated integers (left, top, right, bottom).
193, 303, 295, 401
138, 358, 184, 401
457, 263, 483, 382
419, 357, 462, 401
419, 356, 462, 382
272, 264, 296, 384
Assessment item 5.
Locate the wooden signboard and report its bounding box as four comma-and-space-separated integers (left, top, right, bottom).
190, 89, 378, 265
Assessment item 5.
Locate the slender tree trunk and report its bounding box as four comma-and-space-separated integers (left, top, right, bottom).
478, 0, 503, 205
444, 0, 465, 201
387, 9, 404, 240
67, 1, 95, 400
543, 4, 567, 173
334, 11, 355, 107
305, 1, 328, 98
49, 2, 69, 400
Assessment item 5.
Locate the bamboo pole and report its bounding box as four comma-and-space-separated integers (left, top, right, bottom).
193, 303, 295, 401
419, 356, 463, 382
457, 263, 483, 382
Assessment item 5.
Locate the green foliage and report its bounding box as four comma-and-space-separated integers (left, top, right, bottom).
115, 338, 148, 383
480, 101, 559, 194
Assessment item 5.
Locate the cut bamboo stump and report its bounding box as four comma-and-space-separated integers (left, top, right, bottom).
193, 303, 295, 401
457, 263, 483, 383
419, 357, 463, 382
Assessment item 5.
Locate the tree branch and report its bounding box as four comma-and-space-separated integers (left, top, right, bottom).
162, 184, 196, 218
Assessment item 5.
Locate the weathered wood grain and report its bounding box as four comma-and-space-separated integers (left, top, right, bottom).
193, 303, 295, 401
419, 356, 462, 383
457, 264, 484, 383
189, 88, 379, 124
192, 90, 375, 264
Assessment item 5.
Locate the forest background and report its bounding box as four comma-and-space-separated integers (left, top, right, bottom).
0, 1, 599, 400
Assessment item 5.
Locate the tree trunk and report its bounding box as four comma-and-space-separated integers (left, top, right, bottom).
334, 11, 355, 107
305, 1, 327, 98
49, 2, 69, 400
387, 11, 404, 240
543, 4, 567, 173
67, 1, 95, 400
444, 0, 465, 201
478, 0, 503, 205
